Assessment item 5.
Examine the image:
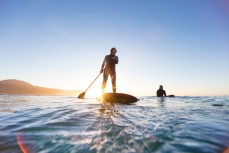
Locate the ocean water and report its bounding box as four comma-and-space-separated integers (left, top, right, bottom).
0, 95, 229, 153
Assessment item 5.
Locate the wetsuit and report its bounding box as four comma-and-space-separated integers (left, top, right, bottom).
157, 89, 166, 97
102, 54, 119, 92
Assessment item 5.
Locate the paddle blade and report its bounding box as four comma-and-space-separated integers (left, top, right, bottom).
78, 92, 85, 99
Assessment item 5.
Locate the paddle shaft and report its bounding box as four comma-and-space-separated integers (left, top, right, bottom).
84, 73, 101, 93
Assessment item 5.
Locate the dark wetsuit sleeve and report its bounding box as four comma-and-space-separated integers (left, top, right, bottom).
164, 90, 167, 97
104, 55, 109, 62
101, 55, 108, 69
114, 56, 118, 64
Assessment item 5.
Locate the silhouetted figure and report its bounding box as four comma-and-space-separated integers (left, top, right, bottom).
100, 48, 119, 93
157, 85, 166, 97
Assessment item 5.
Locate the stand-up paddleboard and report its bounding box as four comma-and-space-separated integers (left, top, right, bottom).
97, 93, 138, 104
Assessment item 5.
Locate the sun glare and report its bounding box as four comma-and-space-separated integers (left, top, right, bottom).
87, 89, 102, 98
86, 77, 115, 98
87, 82, 103, 98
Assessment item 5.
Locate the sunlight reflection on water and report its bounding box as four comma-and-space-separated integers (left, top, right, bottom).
0, 95, 229, 153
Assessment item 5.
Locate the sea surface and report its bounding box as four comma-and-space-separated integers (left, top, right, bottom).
0, 95, 229, 153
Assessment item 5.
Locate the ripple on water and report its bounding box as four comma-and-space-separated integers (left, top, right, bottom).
0, 95, 229, 153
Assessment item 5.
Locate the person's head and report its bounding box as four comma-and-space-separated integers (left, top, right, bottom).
110, 47, 117, 55
159, 85, 163, 89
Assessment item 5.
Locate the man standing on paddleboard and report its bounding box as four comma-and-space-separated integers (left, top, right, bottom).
100, 47, 119, 93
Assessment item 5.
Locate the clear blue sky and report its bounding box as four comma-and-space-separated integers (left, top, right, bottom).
1, 0, 229, 96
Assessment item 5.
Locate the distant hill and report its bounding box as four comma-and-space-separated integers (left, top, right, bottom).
0, 79, 81, 96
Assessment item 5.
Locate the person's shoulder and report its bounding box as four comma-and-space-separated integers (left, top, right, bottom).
104, 55, 109, 59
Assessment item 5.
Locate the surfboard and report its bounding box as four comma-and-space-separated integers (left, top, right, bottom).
167, 95, 175, 97
96, 93, 138, 104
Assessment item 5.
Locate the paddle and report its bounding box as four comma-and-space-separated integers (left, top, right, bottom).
78, 72, 102, 99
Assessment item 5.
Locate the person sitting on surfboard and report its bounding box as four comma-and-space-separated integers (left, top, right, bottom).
100, 48, 119, 93
157, 85, 167, 97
